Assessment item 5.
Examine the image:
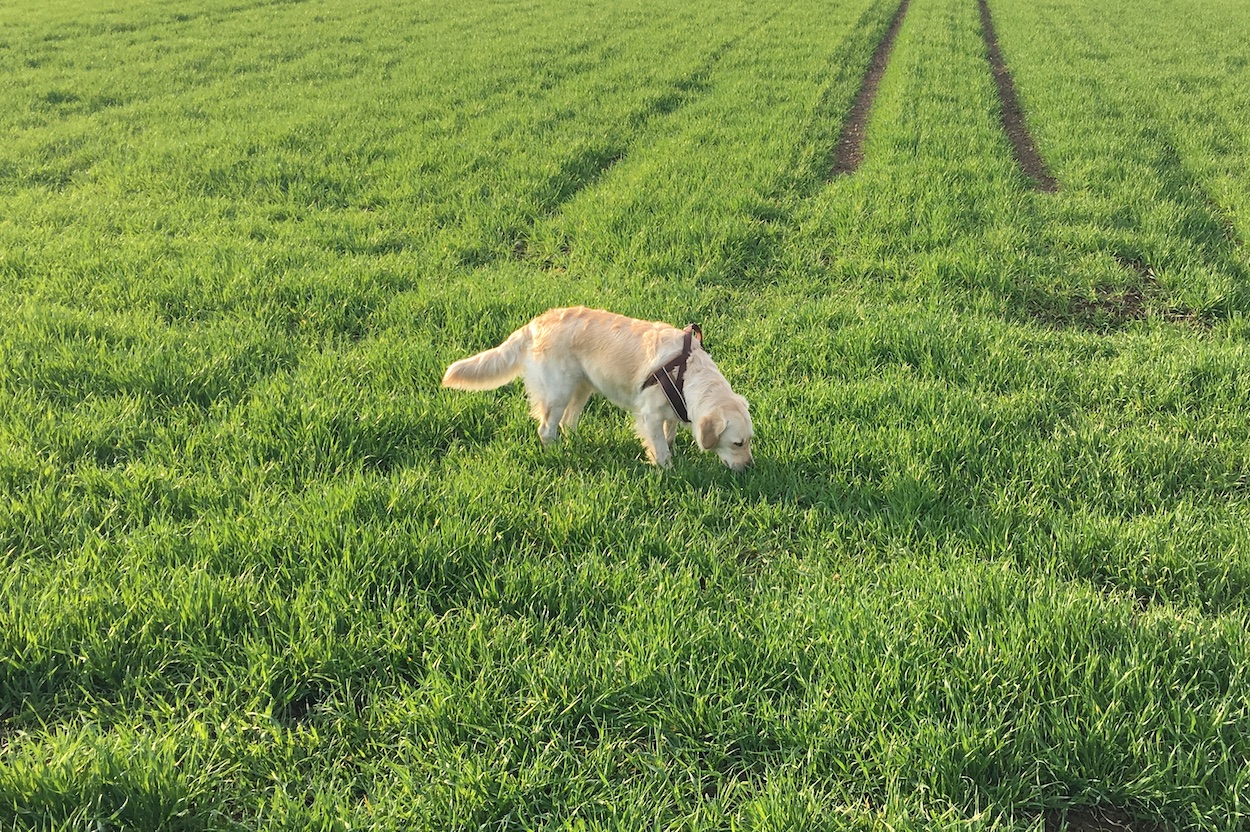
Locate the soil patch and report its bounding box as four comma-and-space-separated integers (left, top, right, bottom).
1113, 255, 1153, 281
978, 0, 1057, 191
1070, 283, 1149, 326
830, 0, 912, 176
1044, 806, 1163, 832
1043, 257, 1208, 330
1020, 253, 1210, 330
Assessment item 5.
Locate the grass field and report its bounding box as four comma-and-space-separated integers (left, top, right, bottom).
2, 0, 1250, 828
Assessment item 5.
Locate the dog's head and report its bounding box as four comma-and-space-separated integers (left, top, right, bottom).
696, 393, 754, 471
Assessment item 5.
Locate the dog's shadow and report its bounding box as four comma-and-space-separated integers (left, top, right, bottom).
467, 400, 875, 517
663, 450, 959, 540
542, 432, 851, 513
667, 453, 854, 508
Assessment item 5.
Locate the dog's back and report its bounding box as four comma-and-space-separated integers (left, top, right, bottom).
528, 307, 677, 399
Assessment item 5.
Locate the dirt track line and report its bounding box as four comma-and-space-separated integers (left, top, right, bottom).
830, 0, 912, 177
978, 0, 1057, 191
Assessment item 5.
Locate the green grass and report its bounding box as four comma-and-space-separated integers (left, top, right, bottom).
2, 0, 1250, 828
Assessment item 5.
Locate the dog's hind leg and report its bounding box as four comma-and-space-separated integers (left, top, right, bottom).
559, 380, 594, 434
529, 395, 565, 445
525, 373, 579, 446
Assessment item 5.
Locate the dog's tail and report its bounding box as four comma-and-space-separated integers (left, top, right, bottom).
442, 326, 531, 390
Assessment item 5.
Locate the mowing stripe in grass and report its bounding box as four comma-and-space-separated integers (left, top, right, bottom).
514, 0, 874, 281
1042, 5, 1247, 321
1141, 118, 1243, 252
977, 0, 1057, 191
1036, 0, 1250, 249
829, 0, 911, 176
1058, 10, 1248, 263
509, 16, 780, 265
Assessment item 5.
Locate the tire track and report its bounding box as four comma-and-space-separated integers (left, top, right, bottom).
829, 0, 912, 177
977, 0, 1057, 191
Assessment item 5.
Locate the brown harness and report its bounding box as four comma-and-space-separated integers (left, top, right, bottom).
641, 324, 703, 423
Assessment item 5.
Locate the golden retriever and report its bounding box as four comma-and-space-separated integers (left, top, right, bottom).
442, 306, 753, 470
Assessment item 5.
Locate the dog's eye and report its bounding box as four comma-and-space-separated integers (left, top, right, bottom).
733, 441, 744, 448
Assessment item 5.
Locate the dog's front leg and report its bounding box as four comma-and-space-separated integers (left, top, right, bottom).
663, 419, 677, 449
635, 413, 673, 468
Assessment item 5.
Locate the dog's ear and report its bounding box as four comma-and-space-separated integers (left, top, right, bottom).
697, 413, 726, 450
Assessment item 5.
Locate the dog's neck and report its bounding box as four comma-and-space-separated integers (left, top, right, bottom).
642, 326, 702, 422
681, 350, 732, 419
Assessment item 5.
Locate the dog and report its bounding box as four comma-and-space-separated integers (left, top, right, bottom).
442, 306, 753, 470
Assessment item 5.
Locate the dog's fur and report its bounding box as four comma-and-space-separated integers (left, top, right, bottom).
442, 307, 753, 470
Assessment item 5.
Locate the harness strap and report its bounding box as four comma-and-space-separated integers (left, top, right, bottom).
641, 324, 703, 423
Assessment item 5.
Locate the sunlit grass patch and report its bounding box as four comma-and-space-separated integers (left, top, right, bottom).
2, 0, 1250, 828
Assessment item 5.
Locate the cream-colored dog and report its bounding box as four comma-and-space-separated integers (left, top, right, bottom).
442, 306, 753, 470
